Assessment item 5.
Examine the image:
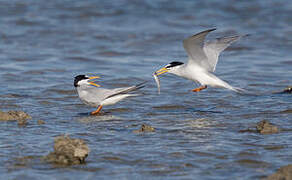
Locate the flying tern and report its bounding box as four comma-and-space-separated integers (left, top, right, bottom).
154, 28, 245, 93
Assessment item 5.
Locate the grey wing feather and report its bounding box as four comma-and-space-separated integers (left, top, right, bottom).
183, 28, 216, 70
203, 35, 244, 72
106, 81, 146, 99
83, 86, 114, 104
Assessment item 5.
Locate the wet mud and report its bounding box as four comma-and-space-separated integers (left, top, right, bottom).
266, 164, 292, 180
239, 120, 279, 134
0, 110, 31, 126
133, 124, 155, 133
272, 86, 292, 94
282, 86, 292, 94
278, 86, 292, 94
280, 109, 292, 114
0, 110, 31, 121
256, 120, 279, 134
37, 120, 45, 125
43, 135, 90, 165
12, 156, 39, 169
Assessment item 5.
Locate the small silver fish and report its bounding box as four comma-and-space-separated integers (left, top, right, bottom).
153, 73, 161, 94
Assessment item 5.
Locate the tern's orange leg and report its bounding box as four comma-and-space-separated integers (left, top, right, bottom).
90, 105, 103, 115
192, 85, 207, 92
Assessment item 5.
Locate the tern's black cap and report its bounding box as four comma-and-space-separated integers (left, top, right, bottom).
74, 75, 88, 87
166, 61, 184, 68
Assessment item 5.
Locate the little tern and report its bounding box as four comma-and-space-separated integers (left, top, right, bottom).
154, 28, 245, 93
74, 75, 145, 115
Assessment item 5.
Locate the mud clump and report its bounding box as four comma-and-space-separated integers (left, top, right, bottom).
282, 86, 292, 94
265, 164, 292, 180
274, 86, 292, 94
239, 120, 279, 134
0, 110, 31, 126
0, 110, 31, 121
13, 156, 38, 169
44, 135, 90, 165
17, 118, 28, 126
256, 120, 279, 134
133, 124, 155, 133
37, 120, 45, 125
281, 109, 292, 114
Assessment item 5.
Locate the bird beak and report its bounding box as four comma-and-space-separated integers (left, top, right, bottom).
154, 67, 168, 76
88, 76, 100, 87
89, 76, 100, 80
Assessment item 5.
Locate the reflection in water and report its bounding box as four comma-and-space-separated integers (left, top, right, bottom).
186, 118, 213, 129
77, 114, 123, 123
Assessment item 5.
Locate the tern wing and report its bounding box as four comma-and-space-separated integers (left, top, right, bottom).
83, 86, 114, 103
82, 82, 145, 103
183, 28, 216, 71
204, 35, 243, 72
105, 82, 146, 99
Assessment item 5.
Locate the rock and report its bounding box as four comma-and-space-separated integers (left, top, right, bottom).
280, 109, 292, 114
256, 120, 279, 134
37, 120, 45, 125
43, 135, 90, 165
282, 86, 292, 94
17, 119, 27, 126
14, 156, 37, 168
266, 164, 292, 180
238, 128, 257, 133
273, 86, 292, 94
239, 120, 279, 134
0, 110, 31, 121
133, 124, 155, 133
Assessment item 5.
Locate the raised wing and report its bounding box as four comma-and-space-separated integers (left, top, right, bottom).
204, 35, 243, 72
183, 28, 216, 71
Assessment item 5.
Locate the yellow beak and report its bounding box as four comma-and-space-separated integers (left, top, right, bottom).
154, 67, 168, 76
88, 76, 100, 87
89, 76, 100, 80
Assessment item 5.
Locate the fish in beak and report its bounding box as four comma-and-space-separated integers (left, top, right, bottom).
153, 67, 168, 94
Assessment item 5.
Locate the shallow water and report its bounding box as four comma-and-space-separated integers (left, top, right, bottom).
0, 0, 291, 179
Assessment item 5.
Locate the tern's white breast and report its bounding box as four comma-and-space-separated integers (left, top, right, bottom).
182, 64, 206, 83
77, 88, 99, 107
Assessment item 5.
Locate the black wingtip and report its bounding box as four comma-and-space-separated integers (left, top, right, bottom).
208, 27, 217, 32
199, 28, 216, 34
135, 81, 147, 90
196, 28, 217, 37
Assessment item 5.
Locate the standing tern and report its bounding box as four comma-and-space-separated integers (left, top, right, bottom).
74, 75, 145, 115
154, 28, 245, 93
